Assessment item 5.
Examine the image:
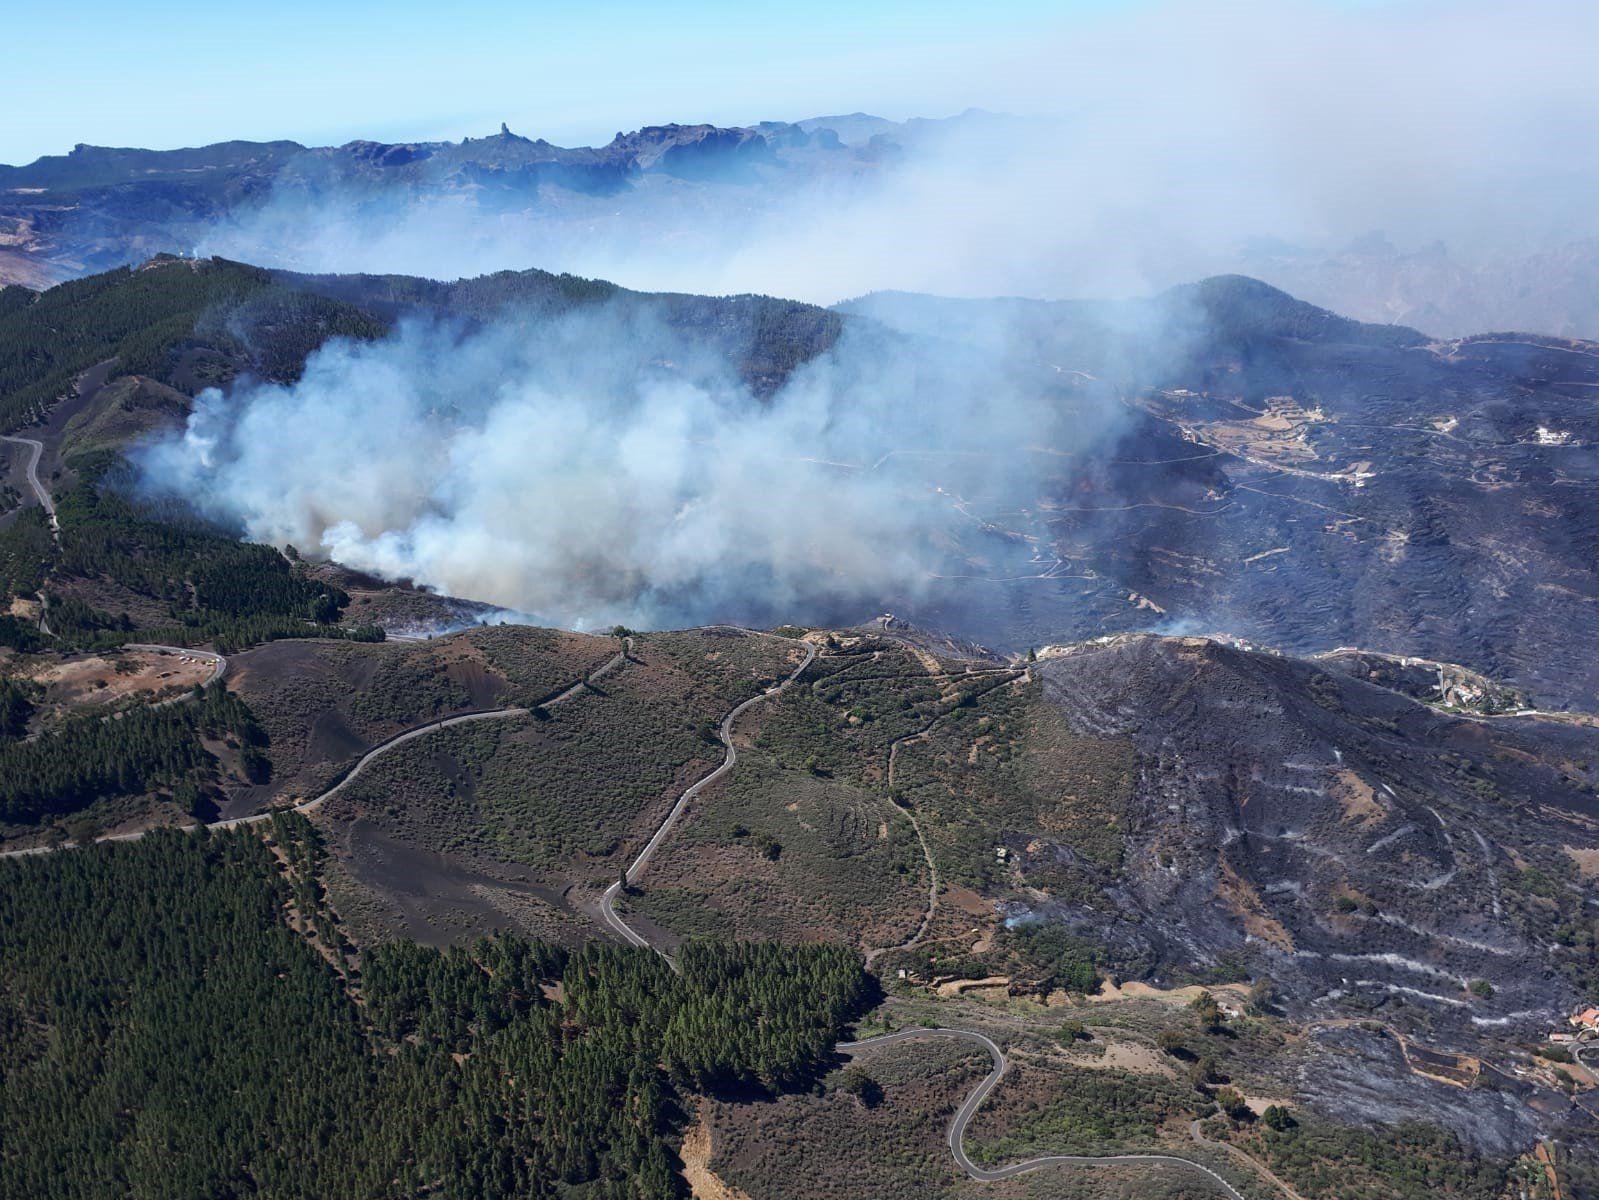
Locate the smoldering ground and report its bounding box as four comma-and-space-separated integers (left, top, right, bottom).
134, 300, 1132, 632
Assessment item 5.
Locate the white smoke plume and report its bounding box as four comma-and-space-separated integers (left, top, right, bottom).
189, 0, 1599, 329
136, 306, 1107, 631
131, 0, 1599, 631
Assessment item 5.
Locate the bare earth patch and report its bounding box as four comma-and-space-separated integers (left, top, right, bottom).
1216, 859, 1295, 951
681, 1105, 754, 1200
1334, 769, 1385, 825
1059, 1038, 1180, 1079
1564, 845, 1599, 880
1089, 979, 1251, 1006
26, 648, 214, 714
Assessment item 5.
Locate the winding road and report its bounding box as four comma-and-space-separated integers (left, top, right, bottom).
0, 640, 632, 859
3, 433, 59, 634
864, 667, 1023, 966
594, 639, 1257, 1198
864, 722, 946, 966
837, 1028, 1247, 1198
1, 434, 58, 537
600, 636, 817, 953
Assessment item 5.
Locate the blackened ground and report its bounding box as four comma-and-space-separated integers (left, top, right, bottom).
862, 282, 1599, 711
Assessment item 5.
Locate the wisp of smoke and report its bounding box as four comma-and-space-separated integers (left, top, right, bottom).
135, 304, 1110, 630
191, 0, 1599, 317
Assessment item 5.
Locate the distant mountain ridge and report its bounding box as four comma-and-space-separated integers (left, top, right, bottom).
6, 111, 1599, 340
0, 114, 887, 187
0, 112, 962, 287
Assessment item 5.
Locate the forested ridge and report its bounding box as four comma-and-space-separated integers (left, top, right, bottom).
41, 460, 384, 653
0, 258, 385, 433
0, 817, 874, 1198
0, 259, 390, 659
0, 680, 266, 823
0, 454, 385, 826
1, 255, 840, 440
0, 506, 51, 600
0, 450, 384, 662
276, 265, 844, 396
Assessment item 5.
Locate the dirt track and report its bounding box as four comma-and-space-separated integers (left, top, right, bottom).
600, 635, 817, 953
835, 1026, 1251, 1197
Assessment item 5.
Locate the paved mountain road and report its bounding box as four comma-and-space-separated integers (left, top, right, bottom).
836, 1029, 1247, 1198
283, 637, 631, 824
0, 706, 536, 860
3, 433, 59, 634
600, 636, 818, 953
1, 434, 58, 537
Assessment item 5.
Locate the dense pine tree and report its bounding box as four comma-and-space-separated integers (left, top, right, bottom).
0, 818, 873, 1198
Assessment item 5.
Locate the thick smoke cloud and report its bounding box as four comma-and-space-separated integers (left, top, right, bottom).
193, 0, 1599, 320
136, 307, 1102, 631
138, 0, 1598, 631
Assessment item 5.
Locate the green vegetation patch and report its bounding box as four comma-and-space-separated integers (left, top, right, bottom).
347, 651, 474, 726
475, 682, 719, 867
326, 634, 796, 874
704, 1035, 988, 1200
0, 506, 54, 601
632, 749, 928, 945
40, 463, 382, 653
473, 634, 798, 867
1224, 1117, 1507, 1200
0, 259, 384, 433
639, 627, 798, 703
466, 622, 586, 701
895, 679, 1134, 889
754, 644, 1009, 788
0, 818, 872, 1199
0, 680, 265, 825
965, 1062, 1195, 1160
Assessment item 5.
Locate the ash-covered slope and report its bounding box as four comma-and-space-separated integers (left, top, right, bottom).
1014, 633, 1599, 1154
852, 277, 1599, 708
1029, 635, 1599, 1041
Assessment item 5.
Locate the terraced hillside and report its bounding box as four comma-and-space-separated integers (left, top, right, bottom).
847, 279, 1599, 710
4, 615, 1597, 1192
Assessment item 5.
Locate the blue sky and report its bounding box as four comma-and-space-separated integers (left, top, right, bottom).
6, 0, 1116, 163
